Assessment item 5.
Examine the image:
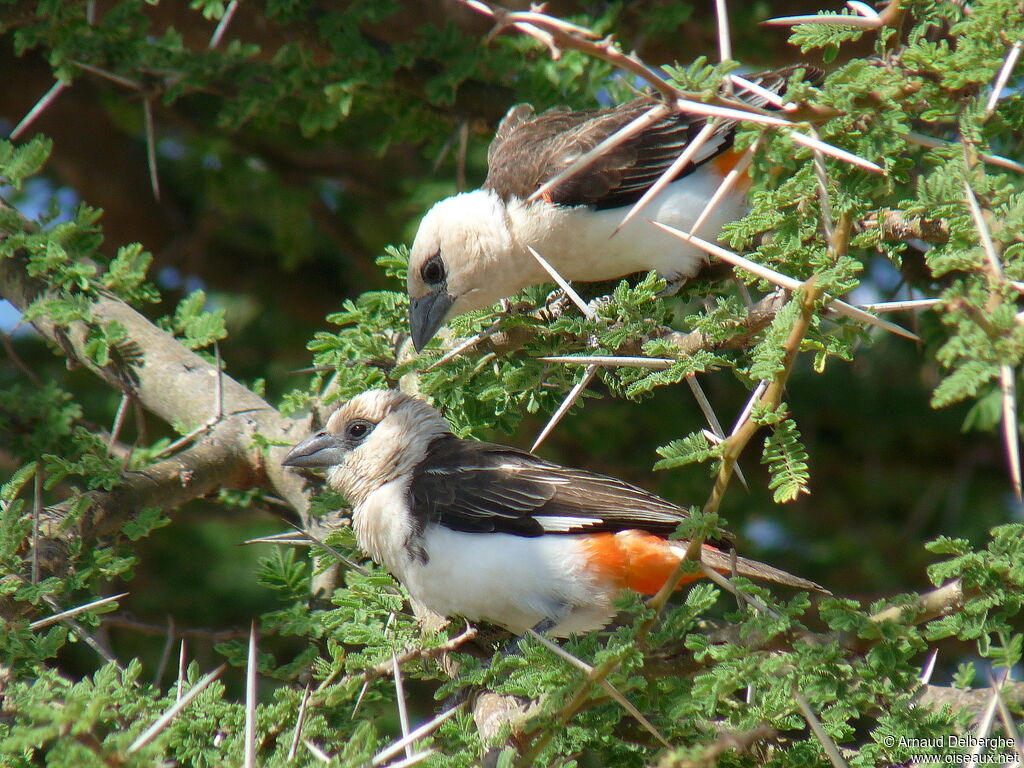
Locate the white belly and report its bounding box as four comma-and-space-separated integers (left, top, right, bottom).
401, 527, 618, 636
512, 164, 744, 283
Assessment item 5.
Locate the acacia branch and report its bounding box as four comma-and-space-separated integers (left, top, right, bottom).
0, 224, 316, 576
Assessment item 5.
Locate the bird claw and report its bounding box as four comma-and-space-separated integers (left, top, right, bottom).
655, 275, 687, 298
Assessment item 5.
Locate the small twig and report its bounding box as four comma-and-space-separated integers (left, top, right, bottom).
127, 665, 226, 754
465, 1, 682, 101
70, 60, 142, 90
2, 331, 44, 385
152, 616, 175, 687
10, 81, 68, 140
456, 120, 470, 192
356, 624, 477, 684
698, 564, 776, 617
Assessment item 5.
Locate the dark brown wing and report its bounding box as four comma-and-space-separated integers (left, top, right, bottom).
483, 66, 822, 210
409, 435, 734, 547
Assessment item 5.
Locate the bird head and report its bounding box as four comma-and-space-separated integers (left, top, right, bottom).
282, 390, 450, 506
407, 190, 517, 352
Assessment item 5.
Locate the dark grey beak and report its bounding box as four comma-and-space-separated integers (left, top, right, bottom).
409, 289, 454, 352
282, 432, 347, 469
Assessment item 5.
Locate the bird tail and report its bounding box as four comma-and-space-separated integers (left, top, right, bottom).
698, 544, 829, 593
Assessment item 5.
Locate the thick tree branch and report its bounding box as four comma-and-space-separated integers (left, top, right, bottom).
0, 232, 316, 573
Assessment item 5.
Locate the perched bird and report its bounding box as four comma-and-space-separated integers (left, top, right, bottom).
283, 390, 825, 637
407, 67, 821, 351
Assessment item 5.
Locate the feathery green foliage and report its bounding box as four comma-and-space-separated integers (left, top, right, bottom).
1, 0, 1023, 765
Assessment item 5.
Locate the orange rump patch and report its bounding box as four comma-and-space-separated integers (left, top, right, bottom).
579, 531, 718, 595
712, 148, 751, 180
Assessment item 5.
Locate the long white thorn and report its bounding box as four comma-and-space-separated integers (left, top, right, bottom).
676, 97, 793, 127
526, 629, 671, 748
10, 82, 68, 140
789, 130, 885, 173
615, 119, 720, 234
287, 682, 312, 761
177, 639, 187, 701
731, 76, 790, 109
985, 41, 1023, 119
1000, 365, 1022, 502
808, 126, 835, 239
686, 375, 747, 490
532, 364, 599, 452
689, 138, 759, 238
919, 649, 939, 685
763, 12, 880, 29
29, 593, 128, 630
143, 98, 161, 201
906, 132, 1024, 174
793, 688, 850, 768
127, 665, 226, 754
650, 221, 919, 340
858, 299, 939, 313
244, 622, 257, 768
393, 653, 413, 759
526, 246, 594, 318
528, 104, 671, 203
698, 564, 778, 618
423, 319, 503, 371
208, 0, 239, 49
963, 179, 1004, 278
538, 355, 674, 369
370, 704, 461, 767
733, 381, 768, 436
715, 0, 732, 64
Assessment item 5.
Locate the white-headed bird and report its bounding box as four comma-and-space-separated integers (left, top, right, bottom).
283, 390, 825, 636
407, 67, 821, 351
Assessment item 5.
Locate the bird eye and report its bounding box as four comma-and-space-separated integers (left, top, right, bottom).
420, 253, 446, 285
345, 420, 373, 441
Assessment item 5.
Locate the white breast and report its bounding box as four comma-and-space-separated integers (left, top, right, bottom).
508, 163, 743, 282
353, 484, 622, 636
404, 527, 618, 636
